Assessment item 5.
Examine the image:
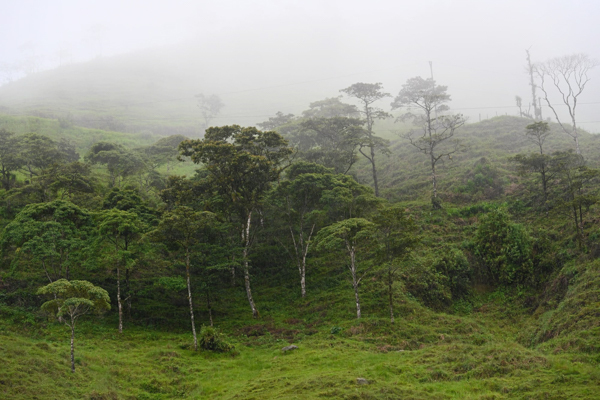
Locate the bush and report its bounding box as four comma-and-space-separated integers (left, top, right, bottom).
433, 246, 472, 299
198, 326, 234, 352
401, 256, 452, 309
473, 208, 533, 286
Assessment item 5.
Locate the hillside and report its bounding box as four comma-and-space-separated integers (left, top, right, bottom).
1, 98, 600, 399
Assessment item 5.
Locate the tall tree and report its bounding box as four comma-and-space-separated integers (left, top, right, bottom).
196, 93, 224, 131
0, 128, 23, 190
97, 209, 143, 333
179, 125, 293, 318
316, 218, 375, 319
271, 162, 332, 298
38, 279, 110, 373
391, 76, 465, 208
297, 116, 363, 174
372, 205, 418, 323
549, 151, 599, 248
301, 96, 359, 119
340, 83, 391, 196
151, 207, 216, 350
535, 53, 598, 154
525, 49, 542, 120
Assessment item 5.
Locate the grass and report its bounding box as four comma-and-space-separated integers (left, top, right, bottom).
2, 284, 599, 400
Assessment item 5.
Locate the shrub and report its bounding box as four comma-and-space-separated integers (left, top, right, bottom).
198, 326, 234, 352
433, 246, 472, 299
401, 256, 452, 309
473, 208, 533, 286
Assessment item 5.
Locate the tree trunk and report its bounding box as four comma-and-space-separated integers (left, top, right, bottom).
370, 145, 379, 197
206, 290, 214, 327
185, 250, 198, 351
231, 255, 236, 286
242, 211, 258, 318
117, 266, 123, 334
70, 322, 76, 373
430, 152, 437, 199
349, 245, 361, 319
388, 266, 394, 323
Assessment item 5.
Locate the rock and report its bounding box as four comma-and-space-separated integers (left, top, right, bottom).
281, 345, 298, 352
356, 378, 369, 385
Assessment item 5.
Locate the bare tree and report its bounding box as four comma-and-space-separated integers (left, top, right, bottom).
525, 49, 542, 120
196, 93, 224, 131
391, 77, 465, 208
535, 53, 598, 154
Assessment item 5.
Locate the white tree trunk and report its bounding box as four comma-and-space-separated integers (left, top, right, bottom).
186, 250, 198, 351
242, 211, 258, 318
70, 322, 76, 373
117, 266, 123, 334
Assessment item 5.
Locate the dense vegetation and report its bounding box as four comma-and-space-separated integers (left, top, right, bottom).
1, 77, 600, 399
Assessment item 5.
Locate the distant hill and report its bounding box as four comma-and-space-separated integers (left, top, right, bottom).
0, 40, 370, 137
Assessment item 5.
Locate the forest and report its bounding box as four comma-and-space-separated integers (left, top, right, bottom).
1, 65, 600, 399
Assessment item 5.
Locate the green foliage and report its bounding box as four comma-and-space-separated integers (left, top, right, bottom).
473, 208, 534, 286
456, 158, 504, 200
433, 246, 472, 300
85, 142, 146, 187
1, 200, 92, 282
401, 255, 452, 309
37, 279, 111, 319
197, 326, 234, 352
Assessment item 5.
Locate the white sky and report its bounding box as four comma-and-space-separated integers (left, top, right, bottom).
2, 0, 600, 130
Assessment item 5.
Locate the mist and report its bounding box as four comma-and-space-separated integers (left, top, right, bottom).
2, 0, 599, 133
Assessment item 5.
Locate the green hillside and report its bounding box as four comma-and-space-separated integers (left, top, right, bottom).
1, 84, 600, 399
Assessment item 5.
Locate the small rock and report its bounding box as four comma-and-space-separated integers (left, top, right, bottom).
281, 345, 299, 352
356, 378, 369, 385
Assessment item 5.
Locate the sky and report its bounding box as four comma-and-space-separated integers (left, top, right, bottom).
2, 0, 600, 131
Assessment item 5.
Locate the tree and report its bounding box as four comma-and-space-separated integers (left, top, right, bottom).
151, 207, 216, 350
372, 205, 418, 323
141, 135, 187, 173
525, 49, 542, 120
271, 162, 332, 298
196, 93, 224, 131
535, 53, 598, 154
518, 121, 552, 204
85, 142, 146, 187
316, 218, 375, 318
340, 83, 391, 196
37, 279, 110, 373
0, 128, 23, 190
515, 95, 532, 118
301, 96, 359, 119
473, 208, 533, 286
391, 77, 465, 208
549, 151, 599, 248
257, 111, 296, 131
97, 209, 143, 333
1, 200, 92, 283
18, 133, 74, 180
45, 162, 96, 201
179, 125, 293, 318
297, 116, 363, 174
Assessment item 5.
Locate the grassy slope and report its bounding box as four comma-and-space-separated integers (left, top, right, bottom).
2, 287, 599, 400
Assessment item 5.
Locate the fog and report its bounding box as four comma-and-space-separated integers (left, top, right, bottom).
2, 0, 600, 132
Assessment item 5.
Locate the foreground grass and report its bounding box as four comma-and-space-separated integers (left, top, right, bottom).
2, 302, 598, 400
